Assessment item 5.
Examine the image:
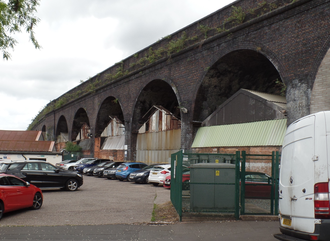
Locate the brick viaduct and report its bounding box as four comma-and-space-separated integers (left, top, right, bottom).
31, 0, 330, 160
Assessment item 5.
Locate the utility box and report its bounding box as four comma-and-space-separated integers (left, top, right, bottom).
190, 163, 235, 212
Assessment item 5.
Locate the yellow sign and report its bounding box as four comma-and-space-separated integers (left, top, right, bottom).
215, 159, 219, 163
216, 170, 220, 176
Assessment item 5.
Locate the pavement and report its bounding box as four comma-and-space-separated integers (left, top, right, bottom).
0, 176, 280, 240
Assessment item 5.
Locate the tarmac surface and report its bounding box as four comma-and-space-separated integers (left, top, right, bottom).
0, 175, 280, 240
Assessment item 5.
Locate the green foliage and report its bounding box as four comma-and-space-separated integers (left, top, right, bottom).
167, 31, 187, 55
275, 79, 287, 96
227, 6, 245, 24
0, 0, 40, 60
197, 24, 212, 39
65, 142, 82, 153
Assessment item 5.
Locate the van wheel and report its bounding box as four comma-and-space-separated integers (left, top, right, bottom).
66, 179, 78, 191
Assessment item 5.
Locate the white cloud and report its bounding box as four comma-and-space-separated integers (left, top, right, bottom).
0, 0, 235, 130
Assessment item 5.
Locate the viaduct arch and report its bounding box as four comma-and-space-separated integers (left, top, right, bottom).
30, 0, 330, 161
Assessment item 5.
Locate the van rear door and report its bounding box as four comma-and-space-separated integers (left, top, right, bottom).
279, 114, 316, 233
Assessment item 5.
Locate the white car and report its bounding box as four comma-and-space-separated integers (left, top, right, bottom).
61, 158, 95, 171
148, 164, 171, 186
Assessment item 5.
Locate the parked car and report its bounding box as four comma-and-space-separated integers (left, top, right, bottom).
4, 161, 83, 191
102, 162, 124, 179
83, 161, 112, 176
163, 170, 190, 189
244, 171, 272, 199
75, 159, 109, 174
148, 164, 171, 186
127, 164, 159, 183
0, 173, 43, 220
63, 158, 95, 171
93, 162, 122, 177
115, 162, 148, 181
55, 159, 79, 169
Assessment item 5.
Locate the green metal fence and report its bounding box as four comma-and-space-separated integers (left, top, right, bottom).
170, 150, 280, 221
240, 151, 280, 215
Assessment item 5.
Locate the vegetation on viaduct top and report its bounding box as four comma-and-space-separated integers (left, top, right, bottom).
28, 0, 299, 130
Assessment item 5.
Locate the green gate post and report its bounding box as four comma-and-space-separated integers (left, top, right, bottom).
275, 151, 280, 215
235, 151, 240, 220
170, 150, 183, 221
240, 151, 246, 215
271, 151, 275, 215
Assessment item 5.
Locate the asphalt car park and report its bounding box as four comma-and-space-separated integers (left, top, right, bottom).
0, 175, 170, 226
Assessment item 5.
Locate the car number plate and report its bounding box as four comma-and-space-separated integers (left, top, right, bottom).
282, 218, 292, 226
117, 170, 121, 172
152, 172, 157, 175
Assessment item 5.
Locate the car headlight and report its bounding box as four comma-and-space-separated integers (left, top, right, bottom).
77, 174, 82, 178
136, 173, 144, 176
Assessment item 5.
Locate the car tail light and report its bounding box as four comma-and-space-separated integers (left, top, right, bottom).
314, 182, 330, 219
60, 164, 64, 166
160, 170, 169, 175
124, 166, 128, 171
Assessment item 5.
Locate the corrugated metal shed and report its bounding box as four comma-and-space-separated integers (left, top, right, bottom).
102, 136, 125, 150
202, 89, 287, 126
192, 119, 287, 148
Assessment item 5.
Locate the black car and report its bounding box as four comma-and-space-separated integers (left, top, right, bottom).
127, 164, 158, 183
103, 162, 124, 179
83, 161, 112, 176
93, 162, 122, 177
3, 161, 83, 191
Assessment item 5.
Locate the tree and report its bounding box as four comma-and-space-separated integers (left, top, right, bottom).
0, 0, 40, 60
65, 141, 83, 153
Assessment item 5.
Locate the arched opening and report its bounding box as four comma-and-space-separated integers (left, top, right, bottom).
55, 115, 69, 152
191, 49, 286, 176
132, 79, 180, 164
94, 96, 125, 160
72, 108, 91, 156
41, 125, 46, 141
194, 49, 284, 123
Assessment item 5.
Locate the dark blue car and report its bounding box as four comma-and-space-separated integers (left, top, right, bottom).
115, 162, 148, 181
75, 159, 109, 174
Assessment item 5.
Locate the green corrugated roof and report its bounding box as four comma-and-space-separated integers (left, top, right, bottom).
192, 119, 287, 148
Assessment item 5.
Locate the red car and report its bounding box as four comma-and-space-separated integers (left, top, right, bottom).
0, 174, 43, 220
163, 170, 190, 189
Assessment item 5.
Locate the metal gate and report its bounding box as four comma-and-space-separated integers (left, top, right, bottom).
170, 151, 280, 221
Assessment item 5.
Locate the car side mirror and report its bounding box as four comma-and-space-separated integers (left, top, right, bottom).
25, 182, 30, 187
55, 169, 60, 173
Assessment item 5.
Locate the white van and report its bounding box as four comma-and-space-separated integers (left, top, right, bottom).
275, 111, 330, 241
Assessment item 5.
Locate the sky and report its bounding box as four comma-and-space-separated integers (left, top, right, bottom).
0, 0, 235, 131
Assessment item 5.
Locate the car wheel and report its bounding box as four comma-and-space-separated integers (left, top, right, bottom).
0, 202, 3, 220
68, 167, 74, 171
66, 179, 79, 191
32, 192, 43, 210
153, 183, 159, 186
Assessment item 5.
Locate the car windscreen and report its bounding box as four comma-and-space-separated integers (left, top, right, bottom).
86, 160, 95, 164
0, 163, 10, 172
117, 164, 126, 169
7, 163, 24, 170
142, 165, 154, 170
104, 162, 114, 168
